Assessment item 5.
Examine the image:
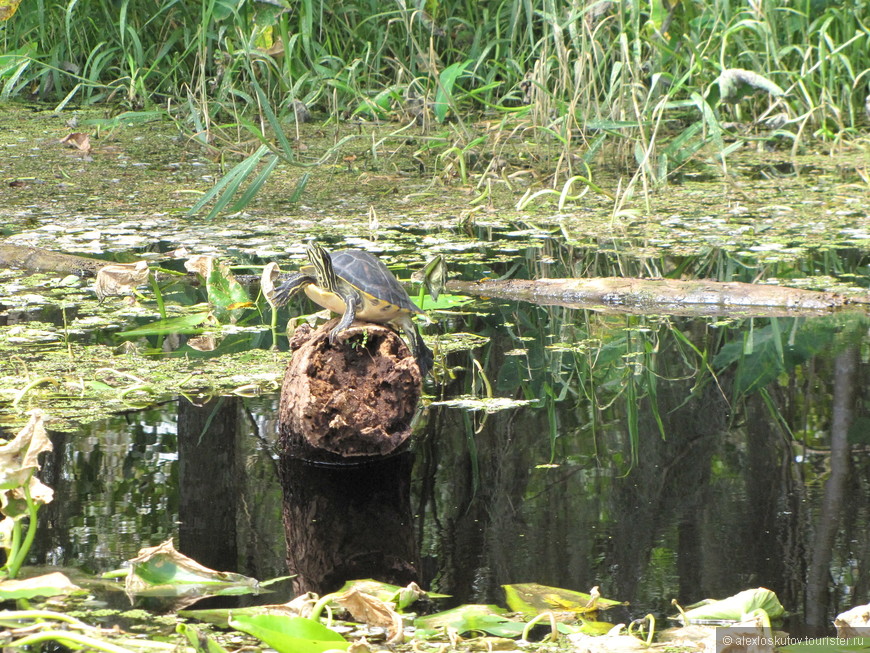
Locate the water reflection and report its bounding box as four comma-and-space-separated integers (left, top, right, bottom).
280, 454, 418, 595
27, 305, 870, 629
36, 397, 286, 583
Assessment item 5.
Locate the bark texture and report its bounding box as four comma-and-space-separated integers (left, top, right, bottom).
278, 320, 421, 460
448, 277, 861, 313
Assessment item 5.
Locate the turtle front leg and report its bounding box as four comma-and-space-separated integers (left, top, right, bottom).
272, 273, 313, 307
328, 291, 360, 343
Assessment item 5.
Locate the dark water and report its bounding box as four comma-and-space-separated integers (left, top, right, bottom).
21, 241, 870, 631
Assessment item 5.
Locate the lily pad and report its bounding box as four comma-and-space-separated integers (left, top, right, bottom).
124, 538, 262, 598
414, 604, 526, 638
0, 571, 80, 600
180, 592, 314, 628
229, 614, 349, 653
185, 255, 251, 323
503, 583, 625, 616
119, 311, 211, 337
675, 587, 785, 623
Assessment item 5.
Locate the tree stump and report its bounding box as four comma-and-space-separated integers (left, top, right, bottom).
276, 320, 423, 593
277, 319, 422, 460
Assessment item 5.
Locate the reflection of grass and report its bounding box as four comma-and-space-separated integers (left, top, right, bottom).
489, 283, 869, 471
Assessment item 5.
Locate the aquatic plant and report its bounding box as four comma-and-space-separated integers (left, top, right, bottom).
1, 0, 867, 215
0, 410, 52, 580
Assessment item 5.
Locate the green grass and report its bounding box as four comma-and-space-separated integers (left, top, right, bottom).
1, 0, 867, 214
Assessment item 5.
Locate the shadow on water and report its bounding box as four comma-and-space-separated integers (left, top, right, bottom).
19, 238, 870, 631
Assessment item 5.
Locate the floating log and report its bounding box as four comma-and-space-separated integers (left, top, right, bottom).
0, 244, 107, 277
0, 243, 260, 287
447, 277, 865, 314
277, 320, 422, 460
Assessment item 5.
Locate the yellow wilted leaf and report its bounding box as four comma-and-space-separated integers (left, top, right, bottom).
0, 0, 23, 21
503, 583, 625, 616
255, 25, 273, 50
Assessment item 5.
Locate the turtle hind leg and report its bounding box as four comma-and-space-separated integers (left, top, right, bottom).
409, 324, 434, 377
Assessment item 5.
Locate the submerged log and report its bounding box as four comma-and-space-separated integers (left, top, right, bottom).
447, 277, 865, 314
0, 243, 261, 288
0, 244, 107, 277
277, 320, 422, 460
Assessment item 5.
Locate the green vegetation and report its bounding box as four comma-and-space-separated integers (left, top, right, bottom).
2, 0, 867, 213
0, 2, 868, 649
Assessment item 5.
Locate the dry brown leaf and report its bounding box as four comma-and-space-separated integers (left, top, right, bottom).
3, 478, 55, 519
336, 588, 404, 644
585, 585, 601, 609
281, 591, 319, 618
186, 335, 218, 352
467, 637, 520, 650
0, 409, 52, 491
261, 262, 280, 308
262, 41, 285, 57
184, 255, 214, 277
167, 246, 190, 259
59, 132, 92, 153
0, 411, 54, 519
94, 261, 149, 300
129, 538, 216, 571
0, 516, 14, 550
346, 637, 372, 653
11, 475, 55, 507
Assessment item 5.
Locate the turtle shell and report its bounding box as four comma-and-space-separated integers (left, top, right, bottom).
303, 249, 424, 322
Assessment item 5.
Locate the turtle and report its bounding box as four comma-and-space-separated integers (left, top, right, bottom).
273, 243, 434, 376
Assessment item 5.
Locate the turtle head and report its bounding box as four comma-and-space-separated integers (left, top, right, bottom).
306, 242, 339, 292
